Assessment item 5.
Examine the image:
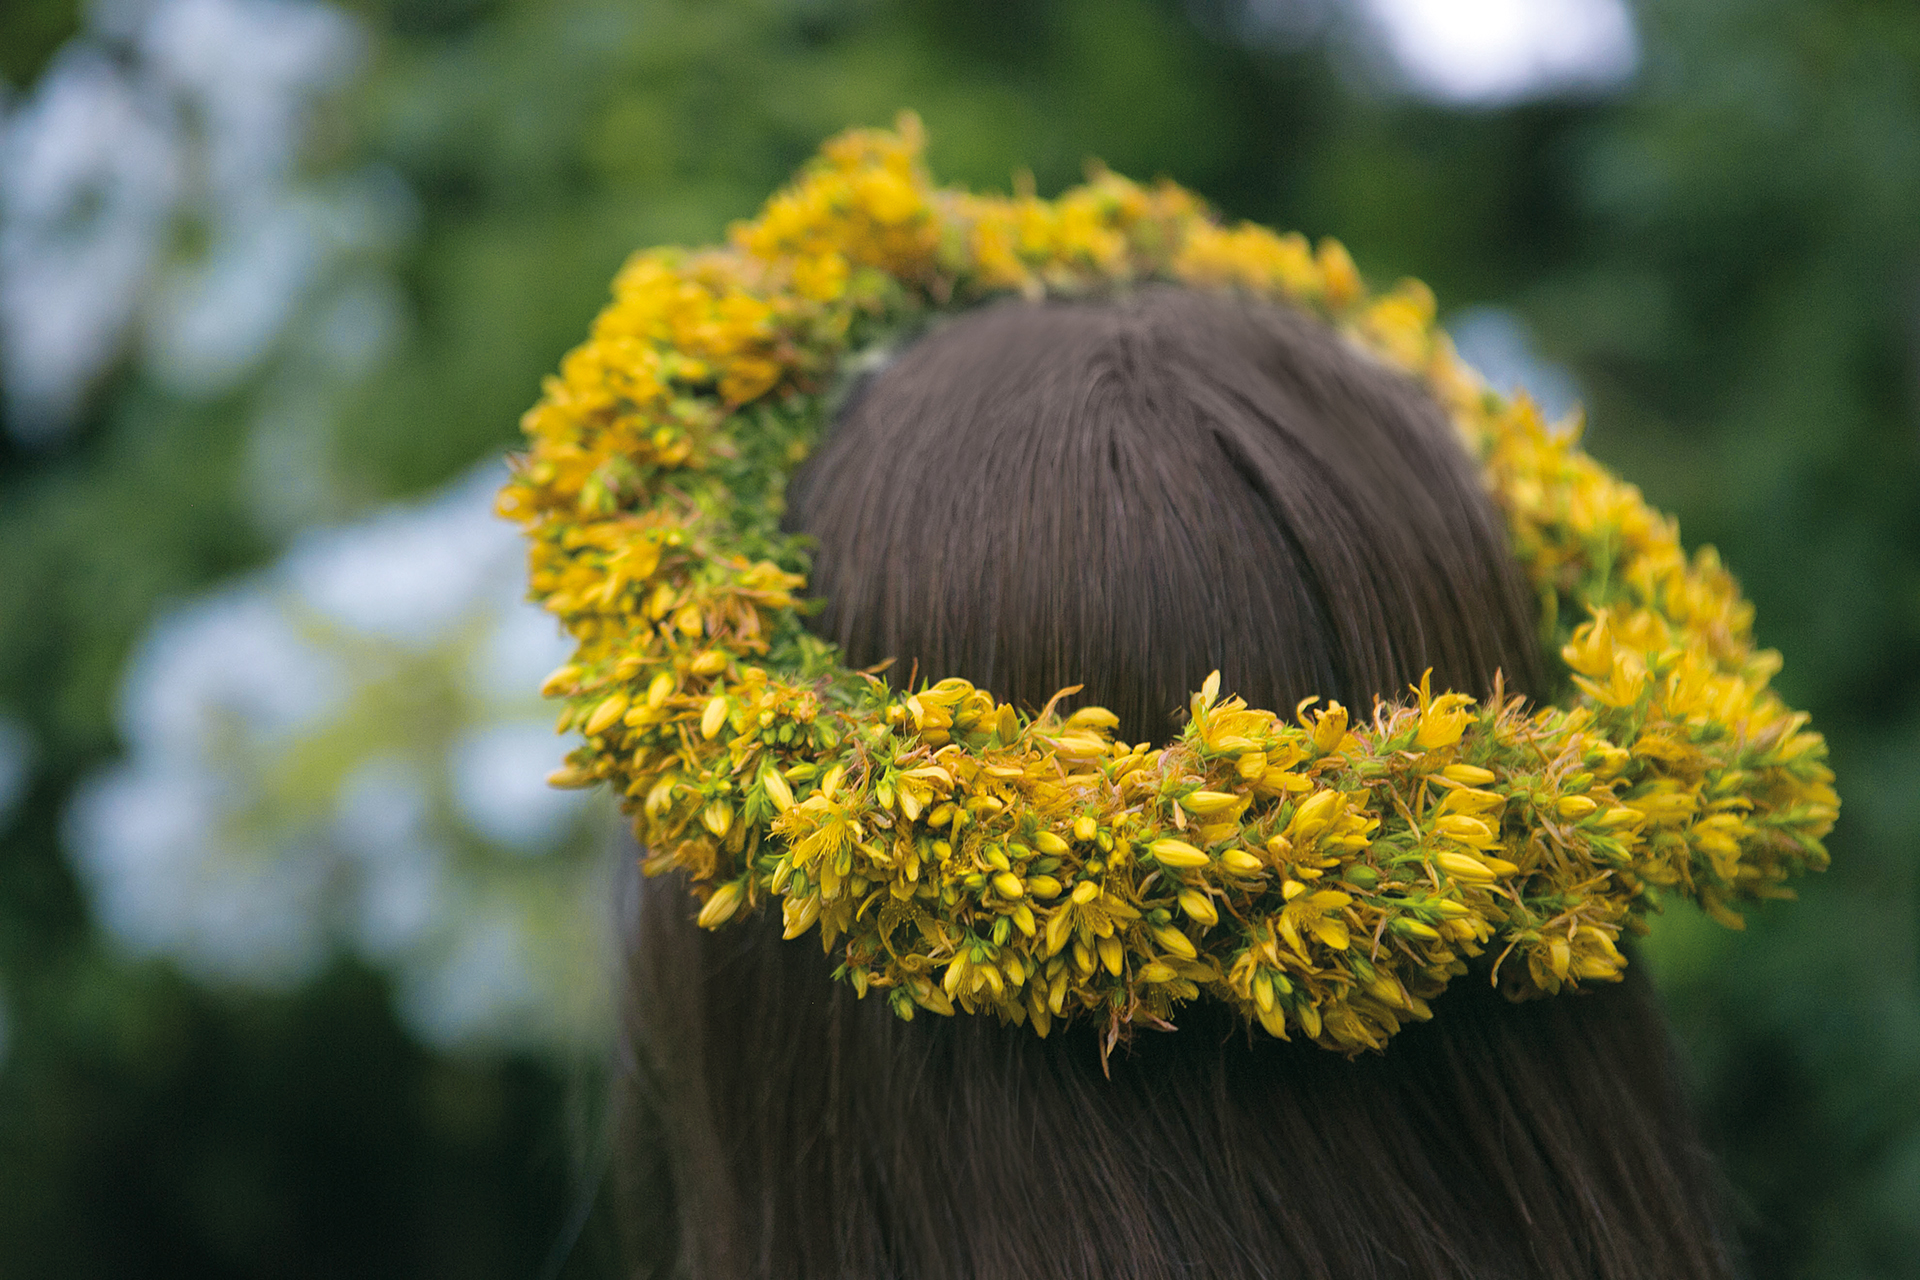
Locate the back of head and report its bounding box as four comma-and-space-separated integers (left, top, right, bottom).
791, 287, 1542, 738
618, 289, 1735, 1280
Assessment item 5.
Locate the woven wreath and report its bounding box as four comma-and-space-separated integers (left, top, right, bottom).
498, 114, 1837, 1053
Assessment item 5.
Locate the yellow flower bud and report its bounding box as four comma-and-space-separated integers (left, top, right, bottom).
1548, 937, 1571, 981
1311, 701, 1349, 754
992, 872, 1025, 900
1556, 795, 1598, 819
644, 776, 676, 818
1070, 881, 1101, 905
1181, 790, 1241, 816
645, 671, 675, 708
1096, 934, 1125, 976
1435, 851, 1496, 883
1434, 814, 1495, 845
1150, 925, 1197, 960
1297, 1000, 1323, 1040
1438, 787, 1505, 816
762, 767, 795, 812
1027, 875, 1064, 900
1150, 838, 1210, 868
1034, 831, 1069, 856
1177, 889, 1219, 927
781, 894, 821, 940
1066, 706, 1120, 731
697, 881, 744, 928
700, 695, 729, 739
1442, 763, 1496, 786
1139, 962, 1177, 984
1572, 954, 1621, 980
1219, 848, 1265, 876
584, 693, 628, 737
1073, 815, 1098, 842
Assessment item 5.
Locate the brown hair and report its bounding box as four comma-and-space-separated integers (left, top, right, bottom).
613, 289, 1737, 1279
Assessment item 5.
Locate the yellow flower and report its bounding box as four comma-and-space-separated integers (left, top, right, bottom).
510, 115, 1834, 1051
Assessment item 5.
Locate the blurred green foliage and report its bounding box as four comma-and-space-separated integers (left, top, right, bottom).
1, 0, 1915, 1275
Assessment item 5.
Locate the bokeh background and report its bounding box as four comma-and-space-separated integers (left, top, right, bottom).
0, 0, 1914, 1275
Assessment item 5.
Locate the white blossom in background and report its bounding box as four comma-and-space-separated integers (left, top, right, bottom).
1359, 0, 1637, 104
0, 44, 177, 436
1446, 306, 1581, 424
66, 463, 617, 1054
0, 0, 406, 440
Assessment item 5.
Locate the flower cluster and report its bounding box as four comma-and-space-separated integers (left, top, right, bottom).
498, 114, 1837, 1052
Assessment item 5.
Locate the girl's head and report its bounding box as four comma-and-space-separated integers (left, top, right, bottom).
618, 288, 1733, 1280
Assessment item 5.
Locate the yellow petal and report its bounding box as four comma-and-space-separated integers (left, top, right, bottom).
1309, 916, 1350, 950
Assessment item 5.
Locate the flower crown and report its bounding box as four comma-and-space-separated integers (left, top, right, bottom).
499, 114, 1836, 1053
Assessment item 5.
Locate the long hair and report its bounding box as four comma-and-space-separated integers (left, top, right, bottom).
614, 289, 1737, 1279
